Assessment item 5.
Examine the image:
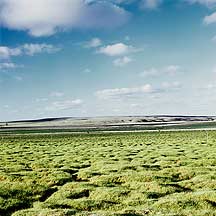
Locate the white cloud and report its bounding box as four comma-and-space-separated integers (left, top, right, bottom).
140, 67, 159, 77
203, 82, 216, 90
50, 91, 65, 97
211, 35, 216, 42
96, 82, 182, 100
98, 43, 136, 56
161, 81, 181, 89
206, 83, 215, 89
95, 84, 155, 99
46, 99, 83, 111
187, 0, 216, 7
112, 0, 136, 4
140, 0, 162, 10
130, 103, 141, 108
0, 0, 130, 37
164, 65, 181, 75
35, 98, 49, 103
0, 47, 22, 59
0, 44, 60, 59
113, 56, 132, 67
0, 62, 19, 70
204, 12, 216, 24
14, 76, 23, 81
187, 0, 216, 24
140, 65, 181, 77
212, 66, 216, 73
83, 68, 91, 73
85, 38, 102, 48
125, 35, 131, 41
22, 44, 61, 56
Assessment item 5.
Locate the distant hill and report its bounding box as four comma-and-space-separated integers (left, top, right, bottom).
1, 116, 216, 132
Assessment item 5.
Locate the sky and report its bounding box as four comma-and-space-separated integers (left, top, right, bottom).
1, 0, 216, 121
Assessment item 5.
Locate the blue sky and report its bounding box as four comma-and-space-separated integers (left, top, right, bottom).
1, 0, 216, 121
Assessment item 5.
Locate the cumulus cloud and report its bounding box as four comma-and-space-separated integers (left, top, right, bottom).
0, 44, 60, 59
46, 99, 83, 111
98, 43, 136, 56
113, 56, 132, 67
0, 0, 130, 37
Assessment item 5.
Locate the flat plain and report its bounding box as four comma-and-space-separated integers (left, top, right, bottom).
0, 130, 215, 216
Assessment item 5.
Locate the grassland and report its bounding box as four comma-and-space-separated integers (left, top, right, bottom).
0, 131, 215, 215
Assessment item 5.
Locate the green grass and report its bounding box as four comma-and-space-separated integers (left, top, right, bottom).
0, 131, 215, 215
